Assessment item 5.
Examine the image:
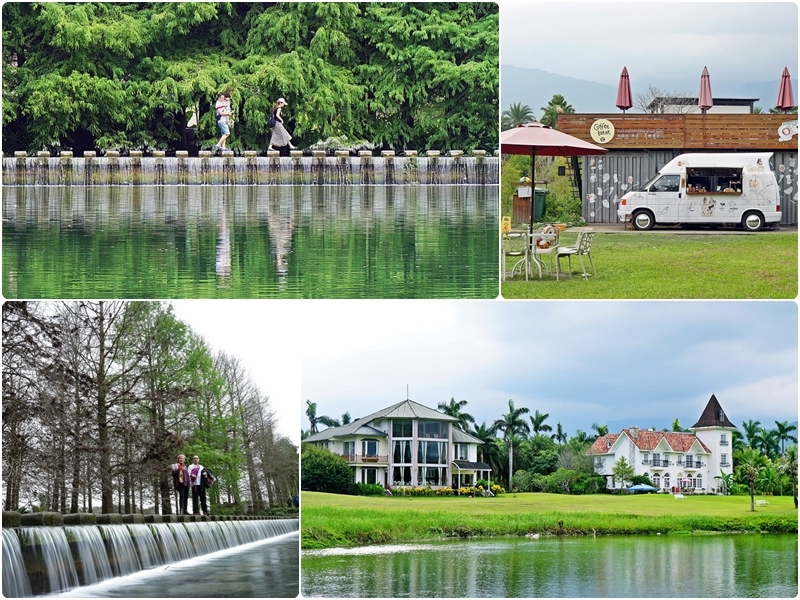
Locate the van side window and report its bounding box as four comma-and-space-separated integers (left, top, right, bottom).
649, 175, 680, 192
686, 167, 742, 194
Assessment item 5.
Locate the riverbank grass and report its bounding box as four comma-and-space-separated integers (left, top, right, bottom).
501, 231, 798, 299
301, 492, 798, 549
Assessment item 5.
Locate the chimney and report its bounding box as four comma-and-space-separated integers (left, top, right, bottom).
630, 426, 639, 438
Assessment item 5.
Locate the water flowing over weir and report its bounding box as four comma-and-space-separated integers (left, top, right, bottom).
1, 518, 298, 597
2, 151, 499, 187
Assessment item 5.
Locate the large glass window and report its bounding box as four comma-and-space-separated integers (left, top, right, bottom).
392, 466, 412, 485
455, 443, 469, 460
418, 441, 448, 464
392, 420, 412, 438
362, 439, 378, 457
393, 440, 412, 463
418, 420, 448, 439
417, 466, 445, 486
652, 473, 660, 488
343, 441, 355, 460
362, 468, 377, 485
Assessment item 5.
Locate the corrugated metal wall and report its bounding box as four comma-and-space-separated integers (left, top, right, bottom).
581, 150, 798, 225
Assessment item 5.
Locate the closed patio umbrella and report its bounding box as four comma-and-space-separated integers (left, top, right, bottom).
698, 67, 713, 114
776, 67, 795, 111
500, 123, 608, 231
616, 67, 633, 112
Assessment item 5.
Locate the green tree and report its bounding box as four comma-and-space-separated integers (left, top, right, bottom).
3, 3, 499, 153
501, 102, 534, 129
552, 422, 567, 445
740, 419, 763, 449
539, 94, 574, 128
611, 456, 635, 491
492, 400, 530, 488
438, 397, 475, 432
774, 421, 798, 456
473, 421, 499, 467
529, 409, 552, 435
300, 444, 353, 493
777, 445, 798, 508
714, 471, 735, 495
590, 423, 608, 441
306, 400, 335, 434
735, 447, 769, 511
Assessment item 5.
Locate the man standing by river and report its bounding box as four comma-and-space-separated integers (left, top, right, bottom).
188, 455, 210, 516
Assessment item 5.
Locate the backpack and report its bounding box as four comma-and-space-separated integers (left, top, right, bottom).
267, 112, 277, 128
201, 468, 216, 488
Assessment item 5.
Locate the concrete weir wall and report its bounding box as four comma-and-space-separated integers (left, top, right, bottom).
4, 149, 500, 186
2, 511, 299, 597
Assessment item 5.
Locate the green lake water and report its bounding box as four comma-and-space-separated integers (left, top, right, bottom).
2, 185, 497, 299
301, 534, 798, 598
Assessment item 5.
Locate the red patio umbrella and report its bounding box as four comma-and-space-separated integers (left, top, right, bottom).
616, 67, 633, 112
776, 67, 795, 111
698, 67, 713, 114
501, 123, 607, 231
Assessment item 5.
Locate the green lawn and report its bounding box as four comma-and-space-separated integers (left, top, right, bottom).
301, 491, 798, 548
501, 231, 798, 299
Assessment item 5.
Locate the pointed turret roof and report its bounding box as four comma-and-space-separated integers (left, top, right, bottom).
691, 394, 736, 429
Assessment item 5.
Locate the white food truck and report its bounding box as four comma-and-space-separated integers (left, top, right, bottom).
617, 153, 781, 231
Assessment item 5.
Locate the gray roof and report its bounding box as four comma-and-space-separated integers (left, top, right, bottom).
304, 399, 458, 443
453, 460, 491, 470
304, 423, 386, 443
452, 428, 484, 445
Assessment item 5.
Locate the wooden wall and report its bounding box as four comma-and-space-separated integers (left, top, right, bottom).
558, 114, 797, 151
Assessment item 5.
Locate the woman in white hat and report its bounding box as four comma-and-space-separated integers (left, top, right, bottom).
268, 97, 296, 150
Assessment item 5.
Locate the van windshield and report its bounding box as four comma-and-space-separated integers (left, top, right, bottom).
635, 174, 660, 192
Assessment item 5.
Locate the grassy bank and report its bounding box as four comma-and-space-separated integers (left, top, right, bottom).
301, 492, 798, 549
501, 231, 798, 299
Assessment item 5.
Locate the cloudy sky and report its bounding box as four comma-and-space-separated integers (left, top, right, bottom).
501, 2, 798, 88
260, 300, 800, 438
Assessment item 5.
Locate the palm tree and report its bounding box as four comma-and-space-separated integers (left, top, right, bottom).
714, 470, 735, 495
492, 400, 530, 487
341, 412, 352, 426
777, 445, 798, 508
552, 422, 568, 445
735, 447, 769, 511
756, 463, 781, 496
502, 102, 535, 129
529, 409, 552, 435
305, 400, 335, 434
758, 427, 781, 459
473, 421, 498, 464
732, 429, 746, 453
438, 397, 475, 432
540, 94, 574, 128
774, 421, 798, 456
740, 419, 763, 449
671, 418, 689, 432
590, 423, 609, 440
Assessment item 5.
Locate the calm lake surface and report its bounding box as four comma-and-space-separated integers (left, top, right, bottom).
301, 534, 798, 598
56, 532, 298, 598
2, 185, 497, 299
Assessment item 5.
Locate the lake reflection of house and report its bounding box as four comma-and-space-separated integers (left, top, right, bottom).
587, 394, 736, 494
304, 399, 492, 489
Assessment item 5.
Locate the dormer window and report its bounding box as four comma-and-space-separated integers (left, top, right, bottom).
606, 439, 612, 449
718, 410, 725, 421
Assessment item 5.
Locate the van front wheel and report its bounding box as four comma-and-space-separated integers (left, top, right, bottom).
742, 211, 764, 232
632, 210, 655, 231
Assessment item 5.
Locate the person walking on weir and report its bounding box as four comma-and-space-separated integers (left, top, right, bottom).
214, 91, 232, 152
172, 454, 191, 515
188, 455, 210, 516
267, 97, 297, 151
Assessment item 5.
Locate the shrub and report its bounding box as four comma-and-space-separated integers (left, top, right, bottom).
301, 444, 353, 494
476, 479, 489, 489
491, 484, 505, 495
348, 483, 385, 496
436, 487, 454, 496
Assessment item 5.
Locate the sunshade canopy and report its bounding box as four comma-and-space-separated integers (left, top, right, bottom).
699, 67, 713, 111
500, 122, 608, 157
616, 66, 633, 111
776, 67, 795, 110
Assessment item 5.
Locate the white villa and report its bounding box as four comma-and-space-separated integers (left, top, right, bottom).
587, 394, 736, 494
304, 399, 492, 490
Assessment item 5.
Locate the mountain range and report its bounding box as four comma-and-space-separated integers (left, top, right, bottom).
502, 64, 798, 119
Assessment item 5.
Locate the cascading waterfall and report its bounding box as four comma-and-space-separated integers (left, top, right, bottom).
2, 154, 499, 187
2, 518, 298, 598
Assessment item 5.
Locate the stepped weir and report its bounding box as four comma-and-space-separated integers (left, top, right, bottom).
3, 150, 499, 187
1, 512, 298, 597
